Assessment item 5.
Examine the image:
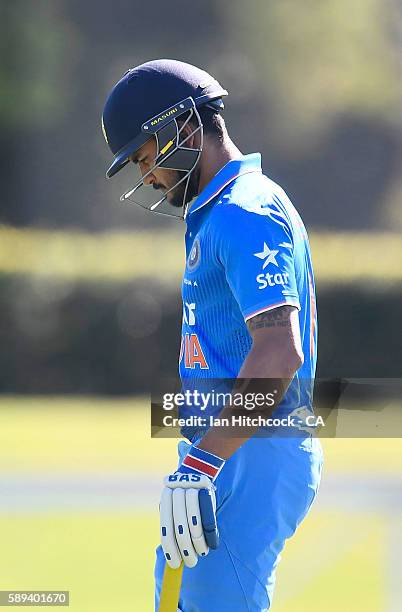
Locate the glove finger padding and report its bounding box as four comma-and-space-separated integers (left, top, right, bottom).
172, 488, 198, 568
160, 487, 182, 569
199, 488, 219, 549
185, 488, 209, 557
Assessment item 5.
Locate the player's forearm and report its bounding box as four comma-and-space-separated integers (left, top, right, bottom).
197, 344, 302, 459
239, 336, 303, 378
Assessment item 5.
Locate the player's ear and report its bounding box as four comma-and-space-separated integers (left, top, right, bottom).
178, 119, 198, 149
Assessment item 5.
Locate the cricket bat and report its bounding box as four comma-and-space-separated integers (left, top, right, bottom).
159, 563, 184, 611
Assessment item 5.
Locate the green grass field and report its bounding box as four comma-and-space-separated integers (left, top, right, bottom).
0, 511, 384, 612
0, 396, 399, 611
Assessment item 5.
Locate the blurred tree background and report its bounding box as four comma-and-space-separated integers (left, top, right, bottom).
0, 0, 401, 393
1, 0, 402, 230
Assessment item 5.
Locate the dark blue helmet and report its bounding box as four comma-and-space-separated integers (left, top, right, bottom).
102, 59, 228, 217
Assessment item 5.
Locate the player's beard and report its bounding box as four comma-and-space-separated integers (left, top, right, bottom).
154, 167, 200, 210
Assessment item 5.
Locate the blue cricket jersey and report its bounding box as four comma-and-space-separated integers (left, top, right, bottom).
155, 156, 324, 612
179, 153, 317, 439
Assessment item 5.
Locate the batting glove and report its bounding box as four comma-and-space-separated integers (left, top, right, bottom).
160, 445, 225, 569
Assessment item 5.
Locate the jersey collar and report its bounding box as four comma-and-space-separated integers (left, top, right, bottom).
185, 153, 262, 220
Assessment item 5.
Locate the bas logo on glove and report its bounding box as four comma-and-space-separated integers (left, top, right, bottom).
167, 473, 202, 483
160, 446, 226, 569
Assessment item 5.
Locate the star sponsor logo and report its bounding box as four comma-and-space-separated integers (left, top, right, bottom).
254, 243, 288, 289
256, 271, 289, 289
254, 243, 279, 270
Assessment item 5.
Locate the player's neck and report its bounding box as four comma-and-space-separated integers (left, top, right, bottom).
198, 136, 242, 193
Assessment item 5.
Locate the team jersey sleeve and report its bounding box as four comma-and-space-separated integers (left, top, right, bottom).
214, 204, 300, 321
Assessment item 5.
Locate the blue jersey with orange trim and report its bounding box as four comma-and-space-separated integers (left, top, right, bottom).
179, 154, 317, 433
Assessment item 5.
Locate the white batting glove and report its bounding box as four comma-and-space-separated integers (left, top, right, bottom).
159, 446, 225, 569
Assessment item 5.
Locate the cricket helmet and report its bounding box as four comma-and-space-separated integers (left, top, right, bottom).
102, 59, 228, 218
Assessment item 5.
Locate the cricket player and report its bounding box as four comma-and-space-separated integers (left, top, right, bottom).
102, 59, 323, 611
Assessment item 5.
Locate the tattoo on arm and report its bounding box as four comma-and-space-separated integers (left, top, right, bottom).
247, 306, 293, 331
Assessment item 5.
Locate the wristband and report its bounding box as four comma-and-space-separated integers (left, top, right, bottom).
179, 445, 225, 482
